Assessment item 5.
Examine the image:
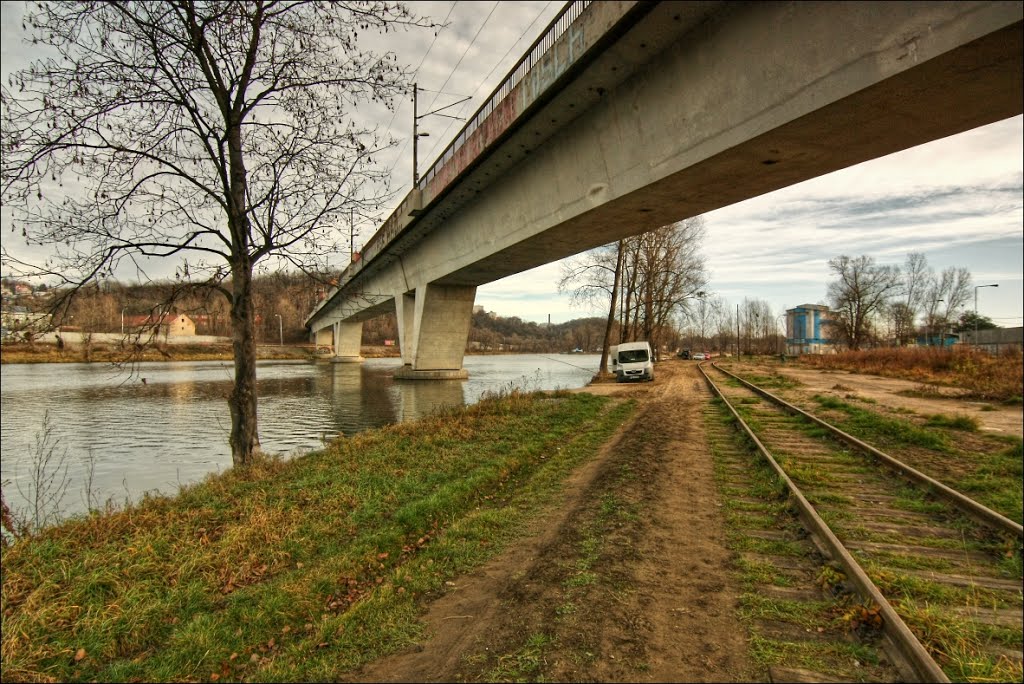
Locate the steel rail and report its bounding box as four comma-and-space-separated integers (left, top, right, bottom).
699, 362, 951, 684
710, 362, 1023, 540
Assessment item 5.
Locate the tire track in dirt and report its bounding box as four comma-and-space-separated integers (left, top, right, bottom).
343, 362, 759, 683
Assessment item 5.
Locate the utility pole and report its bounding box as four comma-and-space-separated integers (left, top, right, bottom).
974, 283, 998, 349
412, 83, 420, 186
412, 83, 469, 187
736, 304, 740, 357
350, 208, 356, 261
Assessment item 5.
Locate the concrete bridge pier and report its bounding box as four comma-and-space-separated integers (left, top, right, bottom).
394, 283, 476, 380
314, 326, 334, 352
331, 320, 364, 363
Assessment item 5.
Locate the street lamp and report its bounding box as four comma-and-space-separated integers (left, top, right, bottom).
695, 290, 706, 352
275, 314, 283, 347
973, 284, 998, 349
926, 299, 943, 347
776, 313, 787, 356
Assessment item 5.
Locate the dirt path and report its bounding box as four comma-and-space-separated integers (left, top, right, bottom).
344, 360, 760, 683
725, 360, 1022, 435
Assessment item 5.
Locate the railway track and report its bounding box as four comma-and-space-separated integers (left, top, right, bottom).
700, 362, 1022, 683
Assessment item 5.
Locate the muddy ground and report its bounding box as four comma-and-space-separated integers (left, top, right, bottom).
342, 359, 1021, 683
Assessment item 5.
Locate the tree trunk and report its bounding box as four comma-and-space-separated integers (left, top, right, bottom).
600, 241, 624, 375
228, 263, 260, 466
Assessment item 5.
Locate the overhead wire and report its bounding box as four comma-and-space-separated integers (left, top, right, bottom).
386, 0, 498, 185
384, 1, 559, 208
419, 0, 557, 165
380, 0, 459, 183
419, 0, 501, 116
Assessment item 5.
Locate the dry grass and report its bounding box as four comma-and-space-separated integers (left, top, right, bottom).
0, 342, 313, 364
798, 347, 1023, 403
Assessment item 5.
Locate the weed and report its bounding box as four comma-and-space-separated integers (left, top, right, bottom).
485, 632, 554, 681
811, 395, 950, 451
924, 414, 980, 431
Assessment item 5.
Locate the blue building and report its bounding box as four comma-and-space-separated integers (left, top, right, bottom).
785, 304, 834, 355
915, 332, 959, 348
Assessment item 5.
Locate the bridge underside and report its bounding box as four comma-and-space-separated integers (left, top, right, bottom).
309, 1, 1022, 376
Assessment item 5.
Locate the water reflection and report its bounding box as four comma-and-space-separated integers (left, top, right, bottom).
0, 354, 597, 521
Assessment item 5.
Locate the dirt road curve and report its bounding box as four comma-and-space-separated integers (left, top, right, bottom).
344, 361, 759, 683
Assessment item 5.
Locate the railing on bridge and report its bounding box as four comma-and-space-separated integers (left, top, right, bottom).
311, 0, 598, 323
352, 1, 593, 271
417, 0, 591, 189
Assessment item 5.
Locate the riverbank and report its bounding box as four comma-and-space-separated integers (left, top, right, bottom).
0, 388, 635, 682
0, 342, 407, 364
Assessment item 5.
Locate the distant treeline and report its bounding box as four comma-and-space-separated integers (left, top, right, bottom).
5, 272, 627, 352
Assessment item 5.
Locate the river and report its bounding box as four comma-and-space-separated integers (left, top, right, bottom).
0, 354, 599, 523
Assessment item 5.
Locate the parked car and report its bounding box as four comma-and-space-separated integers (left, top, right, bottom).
692, 352, 707, 361
678, 349, 690, 359
610, 341, 655, 382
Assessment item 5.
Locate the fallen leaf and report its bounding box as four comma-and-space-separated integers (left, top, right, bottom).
74, 648, 86, 663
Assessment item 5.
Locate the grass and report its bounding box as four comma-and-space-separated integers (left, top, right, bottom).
810, 394, 1023, 525
746, 633, 884, 676
0, 390, 634, 682
923, 414, 980, 431
484, 632, 554, 682
796, 347, 1023, 404
811, 394, 951, 451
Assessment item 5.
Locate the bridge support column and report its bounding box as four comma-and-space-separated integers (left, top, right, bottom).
314, 326, 334, 351
331, 320, 364, 363
396, 292, 418, 367
394, 284, 475, 380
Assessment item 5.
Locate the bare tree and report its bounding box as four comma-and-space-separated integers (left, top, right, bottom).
559, 241, 621, 374
560, 217, 709, 366
2, 2, 435, 466
826, 255, 901, 350
892, 251, 932, 344
926, 266, 973, 331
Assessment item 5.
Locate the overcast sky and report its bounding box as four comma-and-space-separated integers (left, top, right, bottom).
2, 1, 1021, 329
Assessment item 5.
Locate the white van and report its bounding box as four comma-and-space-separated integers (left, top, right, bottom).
610, 341, 654, 382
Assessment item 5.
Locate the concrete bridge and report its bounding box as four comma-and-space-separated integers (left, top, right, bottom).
306, 0, 1023, 379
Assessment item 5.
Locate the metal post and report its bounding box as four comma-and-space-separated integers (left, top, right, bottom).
777, 313, 786, 355
974, 284, 998, 350
412, 83, 419, 185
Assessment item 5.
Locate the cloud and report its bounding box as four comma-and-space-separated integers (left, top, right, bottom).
3, 3, 1020, 328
